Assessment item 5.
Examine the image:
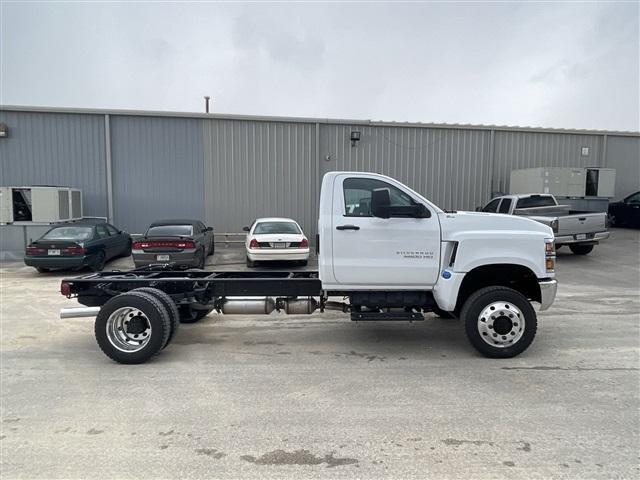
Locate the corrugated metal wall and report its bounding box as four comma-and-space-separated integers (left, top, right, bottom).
110, 116, 204, 233
493, 131, 604, 195
606, 136, 640, 201
0, 111, 107, 215
320, 125, 492, 211
203, 119, 318, 235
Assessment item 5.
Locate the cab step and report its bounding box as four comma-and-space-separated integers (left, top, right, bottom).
350, 311, 425, 321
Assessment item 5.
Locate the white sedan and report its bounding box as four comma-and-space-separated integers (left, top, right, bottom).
243, 218, 310, 267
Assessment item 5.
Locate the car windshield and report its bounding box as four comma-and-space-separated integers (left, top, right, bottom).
42, 226, 93, 241
147, 225, 193, 237
254, 222, 301, 235
516, 196, 557, 208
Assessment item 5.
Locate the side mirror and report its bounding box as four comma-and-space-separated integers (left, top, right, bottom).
242, 226, 250, 232
371, 188, 391, 218
206, 226, 213, 232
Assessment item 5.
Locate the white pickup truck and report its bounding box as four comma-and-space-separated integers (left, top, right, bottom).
479, 193, 609, 255
60, 171, 558, 364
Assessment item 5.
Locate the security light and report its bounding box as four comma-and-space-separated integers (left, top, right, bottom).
350, 131, 361, 146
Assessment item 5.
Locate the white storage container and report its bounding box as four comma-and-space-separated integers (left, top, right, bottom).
0, 186, 83, 224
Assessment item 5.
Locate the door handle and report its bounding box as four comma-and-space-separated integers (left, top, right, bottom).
336, 225, 360, 231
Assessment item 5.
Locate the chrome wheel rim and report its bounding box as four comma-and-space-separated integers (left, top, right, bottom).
477, 301, 524, 348
106, 307, 152, 352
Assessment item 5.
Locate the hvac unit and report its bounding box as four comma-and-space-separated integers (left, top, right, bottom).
0, 186, 83, 224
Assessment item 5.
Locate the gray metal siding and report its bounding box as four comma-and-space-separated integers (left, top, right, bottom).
319, 125, 492, 211
110, 115, 204, 233
0, 111, 107, 216
203, 119, 318, 236
606, 136, 640, 201
493, 131, 604, 195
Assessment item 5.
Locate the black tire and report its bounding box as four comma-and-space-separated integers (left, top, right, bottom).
94, 291, 171, 364
608, 213, 617, 227
196, 249, 205, 269
179, 305, 213, 323
299, 259, 308, 266
432, 305, 456, 319
569, 244, 594, 255
461, 286, 537, 359
132, 287, 179, 349
36, 267, 50, 273
123, 240, 132, 257
208, 238, 215, 256
90, 251, 106, 272
246, 256, 255, 268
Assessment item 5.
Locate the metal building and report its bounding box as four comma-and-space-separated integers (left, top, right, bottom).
1, 105, 638, 253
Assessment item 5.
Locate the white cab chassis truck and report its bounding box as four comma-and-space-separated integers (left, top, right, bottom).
60, 172, 557, 364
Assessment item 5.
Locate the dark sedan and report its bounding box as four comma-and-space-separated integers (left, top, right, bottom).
609, 191, 640, 228
132, 219, 214, 269
24, 222, 132, 273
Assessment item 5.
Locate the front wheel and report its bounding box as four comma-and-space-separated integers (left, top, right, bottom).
569, 244, 594, 255
461, 286, 537, 358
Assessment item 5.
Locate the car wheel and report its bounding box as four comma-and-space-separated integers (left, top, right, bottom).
197, 249, 205, 269
461, 286, 537, 358
246, 256, 255, 268
209, 238, 215, 256
90, 251, 106, 272
123, 240, 132, 257
608, 213, 617, 227
132, 287, 179, 349
94, 291, 172, 364
178, 305, 213, 323
36, 267, 50, 273
299, 259, 308, 266
569, 244, 594, 255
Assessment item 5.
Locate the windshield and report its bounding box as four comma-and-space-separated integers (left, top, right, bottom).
254, 222, 301, 235
147, 225, 193, 237
516, 196, 557, 208
42, 226, 93, 241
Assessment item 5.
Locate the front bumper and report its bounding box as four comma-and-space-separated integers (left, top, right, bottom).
538, 279, 557, 311
555, 231, 610, 246
247, 248, 310, 262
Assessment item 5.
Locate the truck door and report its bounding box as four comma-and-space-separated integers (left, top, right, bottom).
331, 174, 441, 287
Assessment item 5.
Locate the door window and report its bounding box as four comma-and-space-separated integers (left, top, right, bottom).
106, 224, 119, 235
96, 225, 110, 238
498, 198, 512, 214
343, 177, 413, 217
482, 198, 500, 213
626, 193, 640, 204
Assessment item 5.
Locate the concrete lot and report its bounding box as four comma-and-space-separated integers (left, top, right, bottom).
1, 229, 638, 479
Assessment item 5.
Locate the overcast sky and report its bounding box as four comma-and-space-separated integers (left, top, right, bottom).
1, 1, 638, 131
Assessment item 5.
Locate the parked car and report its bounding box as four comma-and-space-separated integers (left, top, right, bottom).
24, 221, 131, 273
479, 193, 609, 255
608, 191, 640, 228
243, 217, 309, 267
132, 219, 214, 269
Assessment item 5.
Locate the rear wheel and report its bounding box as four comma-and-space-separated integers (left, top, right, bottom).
569, 244, 594, 255
123, 240, 132, 257
179, 305, 213, 323
196, 249, 205, 269
246, 256, 256, 268
132, 287, 179, 348
90, 251, 106, 272
36, 267, 50, 273
461, 286, 537, 358
298, 259, 308, 266
208, 238, 215, 256
94, 291, 171, 364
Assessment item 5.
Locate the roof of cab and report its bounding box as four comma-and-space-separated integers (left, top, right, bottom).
149, 219, 202, 227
